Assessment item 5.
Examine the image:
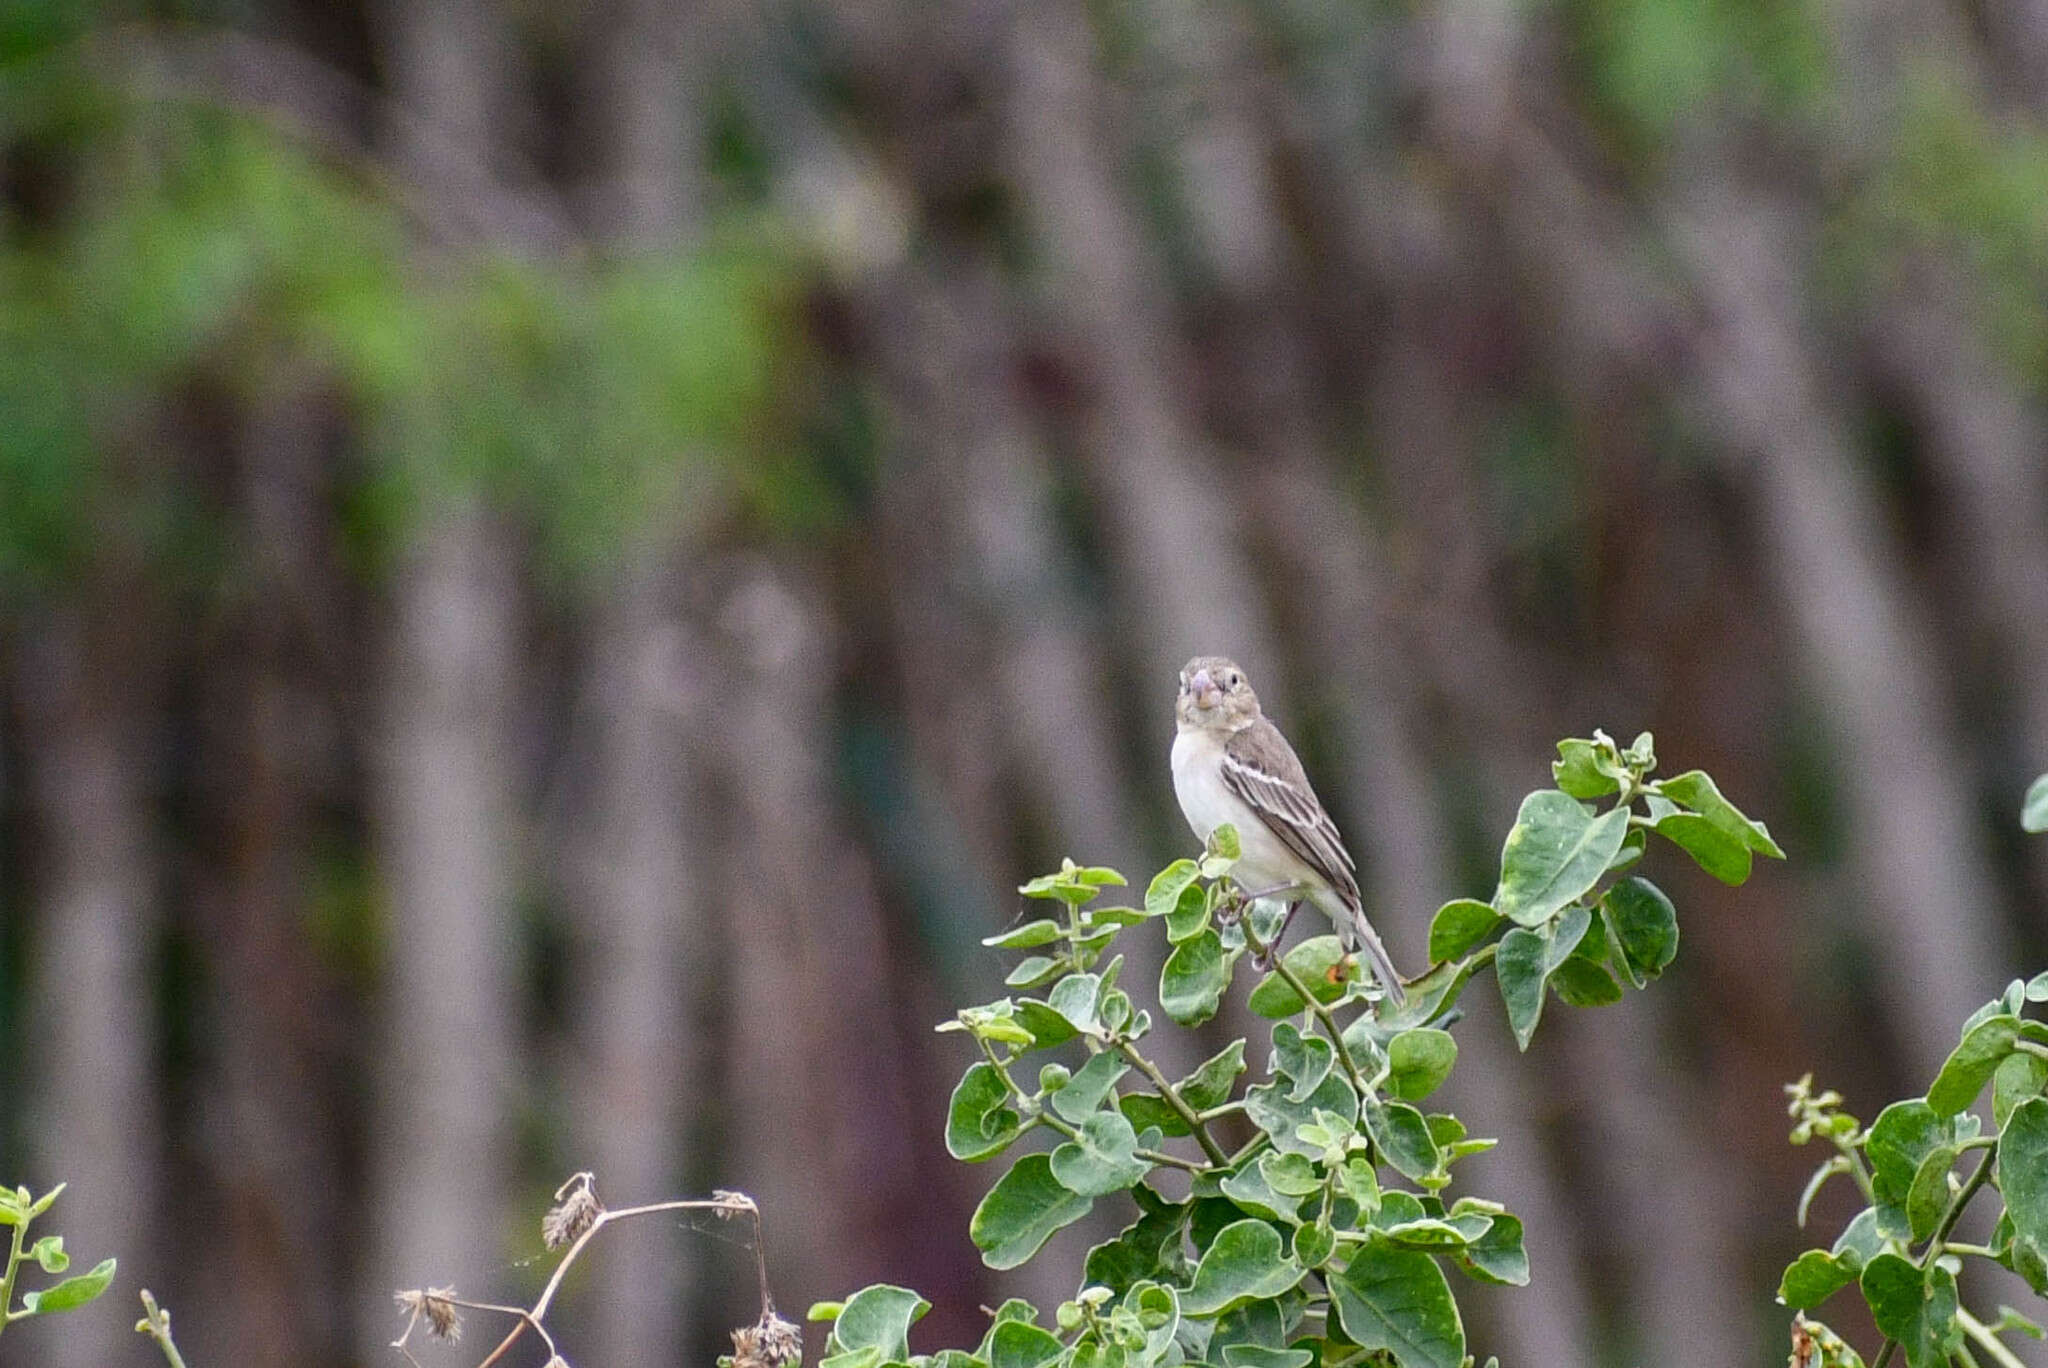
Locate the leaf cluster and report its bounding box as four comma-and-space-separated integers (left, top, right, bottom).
824, 732, 1778, 1368
0, 1183, 117, 1336
1779, 978, 2048, 1368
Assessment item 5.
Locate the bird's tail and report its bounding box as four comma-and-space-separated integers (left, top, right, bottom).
1345, 906, 1408, 1007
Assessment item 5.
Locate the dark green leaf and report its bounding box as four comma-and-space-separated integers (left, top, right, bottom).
1084, 1191, 1191, 1293
1328, 1245, 1465, 1368
1013, 1001, 1078, 1050
1549, 958, 1623, 1007
1052, 1112, 1150, 1197
1363, 1099, 1440, 1182
1165, 882, 1211, 944
1657, 770, 1785, 857
1161, 931, 1233, 1027
1120, 1093, 1188, 1138
1223, 1345, 1311, 1368
1427, 900, 1501, 963
1906, 1143, 1961, 1242
1495, 906, 1591, 1051
18, 1258, 116, 1316
1217, 1163, 1302, 1224
1779, 1251, 1858, 1310
1454, 1213, 1529, 1287
1929, 1015, 2023, 1116
1370, 959, 1478, 1034
1246, 936, 1351, 1017
1180, 1041, 1248, 1111
1050, 1053, 1129, 1124
2021, 774, 2048, 833
1859, 1254, 1959, 1368
2001, 1098, 2048, 1256
1246, 1070, 1359, 1158
1994, 1051, 2048, 1130
1271, 1023, 1335, 1103
948, 1063, 1024, 1162
830, 1285, 931, 1360
1492, 791, 1630, 926
1867, 1101, 1948, 1233
984, 920, 1065, 950
985, 1320, 1064, 1368
1553, 738, 1619, 798
1146, 860, 1202, 919
1178, 1220, 1305, 1315
1601, 877, 1678, 984
971, 1154, 1094, 1270
1292, 1224, 1335, 1268
1386, 1029, 1458, 1102
1653, 812, 1753, 885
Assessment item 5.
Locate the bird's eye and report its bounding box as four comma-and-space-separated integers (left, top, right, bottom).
1227, 671, 1241, 689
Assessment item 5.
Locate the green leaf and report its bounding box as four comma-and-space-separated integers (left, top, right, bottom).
1246, 1069, 1359, 1158
1778, 1251, 1858, 1310
1386, 1029, 1458, 1101
984, 920, 1065, 950
1495, 905, 1591, 1050
829, 1285, 931, 1360
1050, 1052, 1129, 1124
1653, 812, 1752, 884
1165, 882, 1211, 944
1548, 958, 1623, 1007
1006, 956, 1064, 989
30, 1235, 67, 1273
1180, 1041, 1248, 1111
1161, 931, 1233, 1027
1208, 823, 1242, 861
971, 1154, 1094, 1270
1832, 1207, 1884, 1269
1657, 770, 1785, 857
1328, 1245, 1465, 1368
1119, 1093, 1187, 1138
1085, 1191, 1191, 1293
985, 1319, 1064, 1368
2001, 1098, 2048, 1256
1052, 1111, 1151, 1197
1601, 877, 1678, 984
1271, 1023, 1335, 1102
1553, 738, 1619, 798
1906, 1142, 1961, 1241
1224, 1345, 1312, 1368
1427, 900, 1501, 963
1178, 1219, 1305, 1315
1217, 1163, 1303, 1224
1994, 1050, 2048, 1130
1859, 1254, 1959, 1368
1371, 959, 1478, 1034
1077, 867, 1128, 887
1049, 973, 1103, 1032
1867, 1101, 1948, 1232
1292, 1223, 1335, 1268
1146, 860, 1202, 919
1929, 1015, 2023, 1116
1454, 1213, 1529, 1287
949, 1063, 1025, 1162
1246, 935, 1352, 1017
1492, 791, 1629, 926
18, 1257, 116, 1316
2021, 774, 2048, 833
810, 1302, 847, 1321
1363, 1099, 1440, 1182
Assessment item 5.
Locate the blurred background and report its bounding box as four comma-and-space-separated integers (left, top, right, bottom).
2, 0, 2046, 1364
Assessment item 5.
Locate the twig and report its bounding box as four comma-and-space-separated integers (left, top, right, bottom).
1115, 1042, 1229, 1165
135, 1291, 189, 1368
1956, 1308, 2030, 1368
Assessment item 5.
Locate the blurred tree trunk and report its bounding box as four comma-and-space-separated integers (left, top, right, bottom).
19, 601, 160, 1368
364, 0, 525, 1343
179, 380, 356, 1366
1002, 0, 1284, 710
711, 566, 927, 1323
561, 4, 711, 1362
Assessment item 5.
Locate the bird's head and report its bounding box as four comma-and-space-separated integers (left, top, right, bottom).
1177, 655, 1260, 733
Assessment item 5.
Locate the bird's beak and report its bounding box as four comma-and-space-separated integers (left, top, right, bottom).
1191, 668, 1221, 709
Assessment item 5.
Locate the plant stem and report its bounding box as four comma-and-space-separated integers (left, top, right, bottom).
0, 1209, 26, 1331
1239, 920, 1367, 1094
136, 1290, 189, 1368
1116, 1042, 1229, 1165
1956, 1308, 2030, 1368
1035, 1104, 1203, 1172
1942, 1242, 1999, 1260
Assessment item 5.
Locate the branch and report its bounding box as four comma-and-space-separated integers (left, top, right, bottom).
1115, 1042, 1229, 1165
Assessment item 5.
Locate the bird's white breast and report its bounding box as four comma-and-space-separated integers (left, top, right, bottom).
1171, 727, 1303, 891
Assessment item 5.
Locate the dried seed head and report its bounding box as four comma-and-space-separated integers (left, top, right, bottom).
394, 1287, 462, 1342
711, 1188, 756, 1221
731, 1307, 802, 1368
543, 1173, 604, 1250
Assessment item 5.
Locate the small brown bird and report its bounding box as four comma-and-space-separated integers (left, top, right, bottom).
1170, 655, 1406, 1003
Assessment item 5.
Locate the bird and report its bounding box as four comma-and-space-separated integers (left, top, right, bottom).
1170, 655, 1406, 1004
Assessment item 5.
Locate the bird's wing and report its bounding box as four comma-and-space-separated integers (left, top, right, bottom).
1222, 719, 1361, 903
